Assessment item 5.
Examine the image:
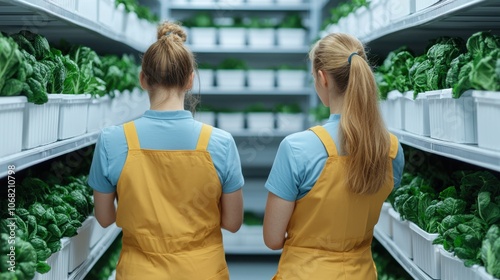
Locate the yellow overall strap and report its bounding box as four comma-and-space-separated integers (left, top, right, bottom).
123, 122, 141, 150
196, 124, 213, 151
389, 133, 399, 159
309, 126, 338, 157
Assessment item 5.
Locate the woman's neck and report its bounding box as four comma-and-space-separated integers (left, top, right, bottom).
148, 88, 185, 111
329, 92, 344, 115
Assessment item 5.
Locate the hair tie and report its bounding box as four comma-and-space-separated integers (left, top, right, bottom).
348, 52, 358, 65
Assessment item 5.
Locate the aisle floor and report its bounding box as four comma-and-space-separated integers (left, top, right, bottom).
227, 255, 279, 280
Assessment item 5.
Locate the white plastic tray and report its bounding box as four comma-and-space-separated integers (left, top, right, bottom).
276, 113, 304, 133
58, 94, 90, 140
404, 91, 430, 136
439, 245, 480, 280
276, 28, 306, 48
247, 70, 275, 90
68, 217, 94, 273
247, 112, 275, 132
388, 207, 413, 259
0, 96, 27, 157
216, 70, 246, 90
276, 70, 306, 90
375, 202, 393, 238
409, 222, 441, 279
194, 112, 216, 127
23, 94, 61, 149
33, 238, 70, 280
472, 91, 500, 151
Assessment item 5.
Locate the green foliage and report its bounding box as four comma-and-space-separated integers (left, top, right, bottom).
115, 0, 159, 23
0, 32, 26, 97
191, 13, 214, 27
0, 233, 37, 280
481, 225, 500, 278
279, 13, 304, 29
275, 103, 302, 113
218, 58, 247, 70
245, 103, 273, 113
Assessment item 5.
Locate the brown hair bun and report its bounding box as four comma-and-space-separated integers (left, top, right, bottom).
157, 21, 187, 43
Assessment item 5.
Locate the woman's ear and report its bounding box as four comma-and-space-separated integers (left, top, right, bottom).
185, 71, 195, 91
317, 70, 329, 89
139, 71, 149, 91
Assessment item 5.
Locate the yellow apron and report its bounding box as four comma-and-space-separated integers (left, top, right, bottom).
115, 122, 229, 280
273, 126, 399, 280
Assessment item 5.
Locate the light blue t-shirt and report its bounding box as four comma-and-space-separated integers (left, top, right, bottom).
88, 110, 244, 194
265, 114, 405, 201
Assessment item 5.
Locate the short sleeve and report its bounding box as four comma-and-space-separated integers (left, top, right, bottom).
221, 137, 244, 194
392, 143, 405, 188
88, 132, 115, 193
265, 139, 300, 201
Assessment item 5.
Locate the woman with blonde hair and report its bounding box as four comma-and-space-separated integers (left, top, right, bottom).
89, 21, 244, 279
263, 33, 404, 279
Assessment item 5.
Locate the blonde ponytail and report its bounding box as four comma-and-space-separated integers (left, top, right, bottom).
310, 33, 390, 195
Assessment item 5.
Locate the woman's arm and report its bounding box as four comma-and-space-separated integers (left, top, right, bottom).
93, 190, 117, 228
263, 192, 295, 250
221, 189, 243, 233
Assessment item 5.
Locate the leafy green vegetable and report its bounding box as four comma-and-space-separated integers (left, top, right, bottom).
0, 32, 26, 97
0, 233, 37, 280
218, 58, 247, 70
116, 0, 159, 23
279, 13, 304, 29
481, 225, 500, 278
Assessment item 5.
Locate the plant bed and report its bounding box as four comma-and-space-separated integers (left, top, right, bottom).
403, 91, 430, 136
23, 94, 62, 149
0, 96, 27, 157
247, 69, 275, 90
409, 222, 441, 279
388, 207, 413, 259
472, 90, 500, 151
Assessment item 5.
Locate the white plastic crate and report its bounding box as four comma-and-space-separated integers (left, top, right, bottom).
472, 91, 500, 151
386, 90, 404, 130
276, 70, 306, 90
89, 217, 113, 249
388, 207, 413, 259
416, 0, 441, 11
410, 222, 441, 279
23, 94, 61, 149
100, 95, 114, 128
477, 266, 499, 280
375, 202, 393, 238
111, 3, 126, 35
247, 70, 275, 90
379, 100, 390, 128
33, 238, 70, 280
68, 217, 94, 273
428, 89, 477, 143
76, 0, 98, 21
247, 0, 274, 4
404, 91, 430, 136
371, 0, 390, 32
276, 0, 303, 3
248, 28, 275, 48
194, 69, 214, 91
439, 246, 480, 280
194, 112, 216, 126
388, 0, 415, 21
0, 96, 27, 157
276, 113, 304, 132
86, 95, 104, 133
216, 70, 246, 90
218, 27, 246, 47
58, 94, 90, 140
48, 0, 76, 12
124, 12, 142, 44
355, 6, 372, 38
217, 112, 245, 133
276, 28, 306, 48
190, 27, 217, 47
247, 112, 275, 132
98, 0, 115, 28
345, 13, 358, 36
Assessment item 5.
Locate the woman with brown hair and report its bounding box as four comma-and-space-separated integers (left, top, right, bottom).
263, 33, 404, 279
88, 21, 244, 279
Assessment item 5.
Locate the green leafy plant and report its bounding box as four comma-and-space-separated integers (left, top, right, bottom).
245, 103, 273, 113
247, 17, 275, 29
191, 13, 215, 28
0, 32, 27, 97
275, 103, 302, 113
481, 225, 500, 278
115, 0, 159, 23
218, 58, 247, 70
279, 13, 304, 29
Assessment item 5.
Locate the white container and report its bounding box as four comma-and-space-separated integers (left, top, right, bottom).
410, 222, 441, 279
100, 95, 114, 128
141, 19, 157, 46
124, 12, 142, 44
439, 246, 480, 280
404, 91, 430, 136
388, 0, 415, 21
277, 70, 306, 90
375, 202, 393, 238
33, 238, 70, 280
248, 28, 275, 48
111, 3, 126, 35
217, 112, 245, 133
87, 96, 105, 133
76, 0, 98, 21
276, 28, 306, 48
477, 266, 499, 280
191, 0, 215, 4
218, 27, 246, 47
428, 89, 477, 143
216, 70, 246, 90
276, 113, 304, 132
472, 91, 500, 151
0, 96, 27, 157
98, 0, 114, 28
379, 100, 390, 128
371, 0, 390, 32
48, 0, 76, 12
68, 217, 93, 273
193, 69, 214, 91
194, 112, 216, 126
416, 0, 441, 12
345, 13, 358, 36
190, 27, 217, 47
276, 0, 302, 4
388, 207, 413, 259
23, 94, 62, 149
247, 70, 275, 90
355, 6, 372, 38
247, 0, 274, 5
58, 94, 90, 140
108, 91, 128, 125
386, 90, 405, 130
247, 112, 275, 132
337, 17, 348, 33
